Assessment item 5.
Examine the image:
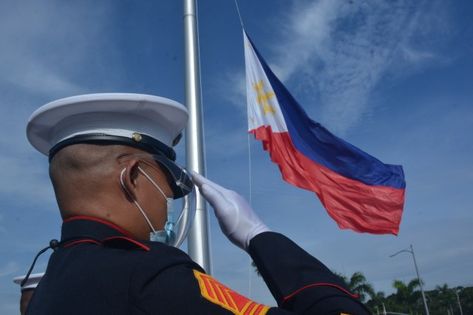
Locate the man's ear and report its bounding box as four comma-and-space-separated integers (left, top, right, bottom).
120, 159, 140, 201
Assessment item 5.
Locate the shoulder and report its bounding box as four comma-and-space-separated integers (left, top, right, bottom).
100, 236, 197, 267
112, 240, 205, 293
131, 265, 271, 315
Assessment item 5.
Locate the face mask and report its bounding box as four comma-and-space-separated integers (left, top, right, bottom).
120, 166, 175, 244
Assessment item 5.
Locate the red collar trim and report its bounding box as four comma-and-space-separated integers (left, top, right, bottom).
103, 236, 150, 251
62, 216, 151, 251
63, 215, 133, 237
63, 239, 101, 248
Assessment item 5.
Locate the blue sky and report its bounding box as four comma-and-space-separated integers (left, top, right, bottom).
1, 0, 472, 313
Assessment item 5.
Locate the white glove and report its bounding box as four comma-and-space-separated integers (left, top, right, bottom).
192, 172, 270, 250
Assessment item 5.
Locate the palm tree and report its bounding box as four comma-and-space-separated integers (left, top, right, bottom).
349, 272, 376, 302
433, 284, 456, 314
365, 290, 386, 314
392, 278, 423, 313
337, 271, 375, 302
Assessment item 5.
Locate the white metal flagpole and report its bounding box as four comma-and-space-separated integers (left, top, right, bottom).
183, 0, 212, 273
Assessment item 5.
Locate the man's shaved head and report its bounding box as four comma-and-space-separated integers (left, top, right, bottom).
49, 144, 135, 217
48, 143, 173, 239
50, 143, 120, 183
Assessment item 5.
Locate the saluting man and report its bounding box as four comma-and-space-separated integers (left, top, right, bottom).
13, 273, 44, 315
24, 93, 370, 314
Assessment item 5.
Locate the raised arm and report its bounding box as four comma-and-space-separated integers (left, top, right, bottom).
192, 173, 370, 315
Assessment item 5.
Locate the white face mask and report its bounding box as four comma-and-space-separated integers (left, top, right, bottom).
120, 167, 175, 244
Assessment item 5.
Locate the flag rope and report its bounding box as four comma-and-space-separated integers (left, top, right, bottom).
233, 0, 245, 29
234, 0, 253, 297
247, 133, 253, 298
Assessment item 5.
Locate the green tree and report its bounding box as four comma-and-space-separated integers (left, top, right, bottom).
437, 283, 456, 313
365, 290, 386, 314
337, 271, 375, 302
458, 286, 473, 315
392, 278, 423, 314
427, 284, 457, 315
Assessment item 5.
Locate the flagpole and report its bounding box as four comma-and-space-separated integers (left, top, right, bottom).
183, 0, 212, 273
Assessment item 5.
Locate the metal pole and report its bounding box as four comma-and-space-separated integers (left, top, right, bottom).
183, 0, 211, 273
390, 246, 430, 315
410, 245, 430, 315
455, 289, 464, 315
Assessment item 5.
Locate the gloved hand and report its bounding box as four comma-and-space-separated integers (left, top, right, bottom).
192, 172, 270, 251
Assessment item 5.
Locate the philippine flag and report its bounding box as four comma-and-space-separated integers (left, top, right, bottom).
244, 31, 405, 235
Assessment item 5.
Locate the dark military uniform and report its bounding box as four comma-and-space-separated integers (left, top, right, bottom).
27, 216, 370, 314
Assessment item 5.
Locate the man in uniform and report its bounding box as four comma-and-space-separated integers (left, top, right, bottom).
13, 273, 44, 315
24, 93, 370, 314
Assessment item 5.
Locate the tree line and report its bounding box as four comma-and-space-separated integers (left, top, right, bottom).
337, 271, 472, 315
251, 262, 471, 314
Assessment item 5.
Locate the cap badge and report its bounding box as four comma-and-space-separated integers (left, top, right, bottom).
132, 132, 142, 142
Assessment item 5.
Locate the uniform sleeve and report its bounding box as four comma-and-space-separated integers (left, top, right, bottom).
129, 232, 370, 315
130, 264, 273, 315
249, 232, 371, 315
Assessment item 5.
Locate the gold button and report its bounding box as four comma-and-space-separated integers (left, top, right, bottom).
132, 132, 142, 142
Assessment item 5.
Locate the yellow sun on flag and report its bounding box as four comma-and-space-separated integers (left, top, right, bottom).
253, 80, 276, 114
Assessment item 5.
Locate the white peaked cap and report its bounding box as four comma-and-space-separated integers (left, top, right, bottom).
13, 272, 45, 290
27, 93, 188, 156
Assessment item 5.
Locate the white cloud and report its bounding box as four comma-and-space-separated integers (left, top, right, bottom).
4, 62, 84, 97
0, 155, 55, 206
215, 69, 246, 109
400, 46, 435, 64
272, 0, 342, 81
275, 0, 442, 134
0, 92, 59, 206
0, 0, 116, 205
0, 1, 115, 98
221, 0, 451, 135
